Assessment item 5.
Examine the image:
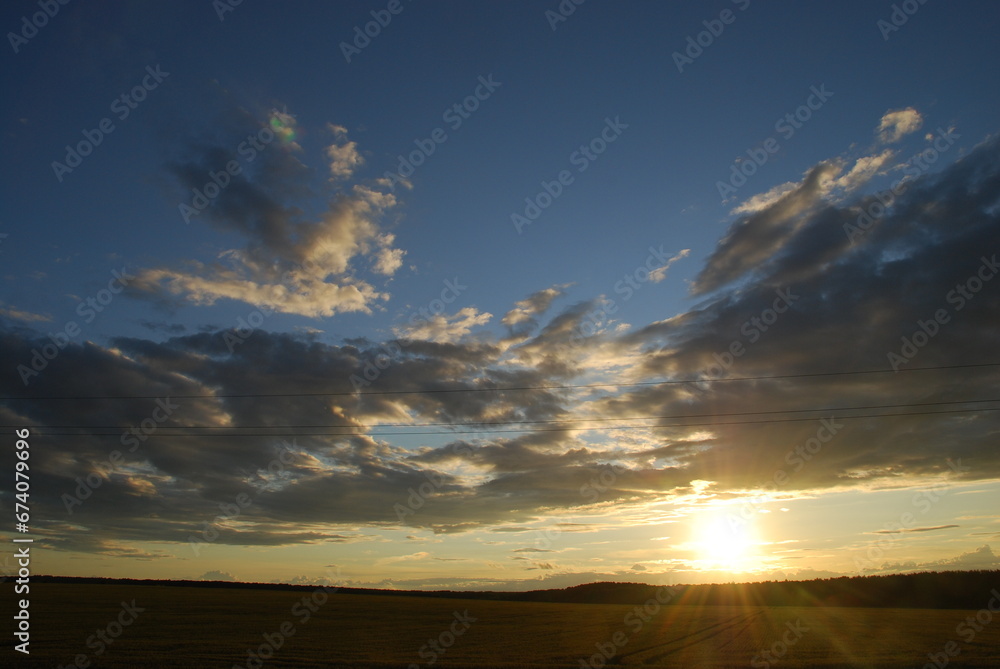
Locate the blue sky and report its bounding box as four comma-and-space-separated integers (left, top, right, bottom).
2, 0, 1000, 589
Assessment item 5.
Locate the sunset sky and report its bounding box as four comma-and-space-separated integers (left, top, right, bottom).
2, 0, 1000, 590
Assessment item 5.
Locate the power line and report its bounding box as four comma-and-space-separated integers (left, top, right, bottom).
26, 406, 1000, 438
3, 362, 998, 402
16, 397, 1000, 431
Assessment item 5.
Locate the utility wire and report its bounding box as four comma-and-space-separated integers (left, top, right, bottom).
26, 406, 1000, 438
2, 362, 998, 402
16, 397, 1000, 431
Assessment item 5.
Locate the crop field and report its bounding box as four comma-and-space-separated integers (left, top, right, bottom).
6, 583, 1000, 668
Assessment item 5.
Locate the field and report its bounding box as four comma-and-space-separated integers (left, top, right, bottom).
6, 583, 1000, 667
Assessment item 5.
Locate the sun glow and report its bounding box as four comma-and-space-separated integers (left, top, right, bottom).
691, 511, 761, 572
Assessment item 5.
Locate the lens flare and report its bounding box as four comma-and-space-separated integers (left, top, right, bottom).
268, 110, 297, 143
691, 510, 761, 572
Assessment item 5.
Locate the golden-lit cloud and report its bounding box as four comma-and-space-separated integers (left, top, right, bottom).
395, 306, 493, 343
325, 123, 364, 180
876, 107, 923, 144
132, 112, 404, 317
0, 303, 52, 323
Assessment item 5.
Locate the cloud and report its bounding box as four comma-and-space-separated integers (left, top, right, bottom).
866, 545, 1000, 574
832, 149, 896, 193
925, 544, 1000, 570
280, 574, 331, 585
877, 107, 923, 144
3, 129, 1000, 562
200, 570, 236, 581
384, 552, 431, 563
132, 107, 404, 317
373, 234, 405, 275
730, 182, 798, 216
0, 303, 52, 323
502, 284, 571, 328
648, 248, 690, 283
395, 307, 492, 343
325, 123, 364, 180
138, 319, 187, 334
692, 161, 840, 294
872, 524, 960, 534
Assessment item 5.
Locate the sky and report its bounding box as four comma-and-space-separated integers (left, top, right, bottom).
1, 0, 1000, 591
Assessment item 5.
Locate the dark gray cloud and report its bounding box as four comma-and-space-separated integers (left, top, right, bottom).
691, 162, 840, 295
137, 319, 187, 334
2, 135, 999, 558
872, 524, 960, 535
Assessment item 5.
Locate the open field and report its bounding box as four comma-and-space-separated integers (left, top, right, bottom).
5, 583, 1000, 668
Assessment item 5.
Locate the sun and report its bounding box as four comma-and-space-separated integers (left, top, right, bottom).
691, 511, 760, 572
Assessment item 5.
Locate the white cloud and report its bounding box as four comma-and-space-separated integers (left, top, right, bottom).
731, 181, 798, 215
325, 124, 364, 180
396, 306, 492, 343
137, 266, 387, 317
876, 107, 923, 144
833, 149, 896, 192
373, 234, 405, 275
649, 248, 690, 283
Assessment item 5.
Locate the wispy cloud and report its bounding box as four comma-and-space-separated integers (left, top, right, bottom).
872, 524, 960, 534
0, 303, 52, 323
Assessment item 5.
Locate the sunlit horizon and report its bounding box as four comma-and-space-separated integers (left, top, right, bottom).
3, 0, 1000, 596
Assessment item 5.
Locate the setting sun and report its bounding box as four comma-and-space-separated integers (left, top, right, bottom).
4, 1, 1000, 665
691, 511, 760, 572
